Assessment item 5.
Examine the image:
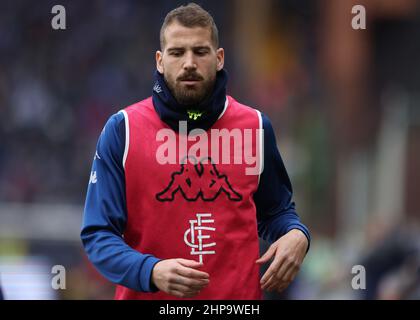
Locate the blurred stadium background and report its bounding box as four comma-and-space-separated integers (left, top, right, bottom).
0, 0, 419, 299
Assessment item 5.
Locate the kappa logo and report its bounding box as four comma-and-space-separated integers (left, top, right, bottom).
156, 156, 243, 202
153, 82, 162, 94
94, 150, 101, 160
89, 171, 97, 184
184, 213, 216, 263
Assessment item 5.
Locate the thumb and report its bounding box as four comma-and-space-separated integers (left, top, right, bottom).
177, 258, 203, 268
255, 245, 276, 264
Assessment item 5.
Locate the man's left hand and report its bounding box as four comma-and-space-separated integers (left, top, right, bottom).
256, 229, 308, 292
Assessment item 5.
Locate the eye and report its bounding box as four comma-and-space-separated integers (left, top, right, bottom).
170, 51, 182, 57
195, 49, 209, 56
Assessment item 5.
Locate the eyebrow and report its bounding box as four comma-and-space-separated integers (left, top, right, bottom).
166, 47, 184, 53
192, 46, 211, 50
167, 45, 211, 52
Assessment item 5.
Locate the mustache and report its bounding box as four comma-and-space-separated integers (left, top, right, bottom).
177, 72, 204, 81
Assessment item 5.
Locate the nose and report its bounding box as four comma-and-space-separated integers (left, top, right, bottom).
183, 51, 197, 70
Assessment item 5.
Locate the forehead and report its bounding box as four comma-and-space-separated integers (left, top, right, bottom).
163, 22, 213, 49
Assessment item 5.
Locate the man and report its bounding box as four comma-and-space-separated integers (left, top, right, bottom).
81, 3, 310, 300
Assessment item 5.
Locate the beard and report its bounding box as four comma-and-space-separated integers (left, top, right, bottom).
164, 70, 216, 108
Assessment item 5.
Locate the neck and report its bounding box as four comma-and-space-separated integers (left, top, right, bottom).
152, 69, 228, 132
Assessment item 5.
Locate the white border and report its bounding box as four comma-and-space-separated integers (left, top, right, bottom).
217, 96, 229, 120
256, 109, 264, 185
119, 110, 129, 169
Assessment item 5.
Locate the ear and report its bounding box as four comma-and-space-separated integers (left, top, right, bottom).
156, 50, 164, 73
216, 48, 224, 71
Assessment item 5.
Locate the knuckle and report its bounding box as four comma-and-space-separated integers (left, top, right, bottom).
285, 274, 293, 281
266, 268, 275, 277
284, 256, 293, 264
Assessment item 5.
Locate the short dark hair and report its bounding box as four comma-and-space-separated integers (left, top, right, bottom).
160, 3, 219, 50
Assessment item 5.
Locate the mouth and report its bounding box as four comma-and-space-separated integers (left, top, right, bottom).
180, 80, 201, 86
178, 74, 203, 85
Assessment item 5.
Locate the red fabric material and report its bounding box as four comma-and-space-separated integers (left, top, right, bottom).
115, 96, 262, 300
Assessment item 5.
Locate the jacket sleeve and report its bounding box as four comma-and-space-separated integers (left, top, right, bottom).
253, 113, 311, 251
81, 111, 161, 292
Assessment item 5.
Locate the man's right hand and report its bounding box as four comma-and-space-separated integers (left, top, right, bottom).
151, 258, 210, 298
